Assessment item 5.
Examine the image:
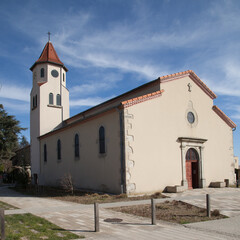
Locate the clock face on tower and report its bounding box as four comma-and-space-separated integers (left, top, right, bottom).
51, 70, 59, 78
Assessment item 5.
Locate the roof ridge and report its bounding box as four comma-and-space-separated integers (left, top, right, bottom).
159, 70, 193, 80
159, 70, 217, 99
30, 42, 68, 71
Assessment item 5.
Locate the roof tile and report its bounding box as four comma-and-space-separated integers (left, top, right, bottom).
212, 105, 236, 128
121, 90, 164, 108
30, 42, 67, 71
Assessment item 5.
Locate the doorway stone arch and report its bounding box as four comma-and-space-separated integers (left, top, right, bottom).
178, 137, 207, 189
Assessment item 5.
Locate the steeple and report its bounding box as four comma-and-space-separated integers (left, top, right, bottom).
30, 40, 70, 184
30, 42, 68, 71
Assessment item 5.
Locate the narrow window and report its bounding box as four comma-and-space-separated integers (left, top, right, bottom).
99, 126, 105, 154
32, 96, 35, 109
56, 94, 61, 106
63, 73, 65, 82
32, 95, 37, 108
44, 144, 47, 162
57, 139, 61, 160
40, 68, 44, 78
74, 134, 79, 158
49, 93, 53, 104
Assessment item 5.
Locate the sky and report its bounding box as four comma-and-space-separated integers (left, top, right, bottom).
0, 0, 240, 159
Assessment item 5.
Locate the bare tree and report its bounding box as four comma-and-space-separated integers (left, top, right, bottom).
60, 173, 74, 195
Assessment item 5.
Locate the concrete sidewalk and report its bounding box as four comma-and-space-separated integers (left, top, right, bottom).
0, 185, 240, 239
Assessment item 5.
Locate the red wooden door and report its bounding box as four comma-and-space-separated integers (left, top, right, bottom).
186, 148, 199, 189
186, 161, 193, 189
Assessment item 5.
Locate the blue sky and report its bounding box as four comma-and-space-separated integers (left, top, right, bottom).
0, 0, 240, 158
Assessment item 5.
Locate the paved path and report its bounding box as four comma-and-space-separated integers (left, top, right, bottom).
0, 185, 240, 239
164, 188, 240, 217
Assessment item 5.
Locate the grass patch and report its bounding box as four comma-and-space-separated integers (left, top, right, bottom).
111, 200, 227, 224
12, 186, 167, 204
5, 213, 83, 240
0, 200, 18, 210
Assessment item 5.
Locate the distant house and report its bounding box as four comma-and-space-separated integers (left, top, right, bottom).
30, 41, 237, 195
12, 145, 30, 167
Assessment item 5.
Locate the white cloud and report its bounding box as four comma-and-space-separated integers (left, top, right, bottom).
0, 100, 29, 114
231, 114, 240, 120
0, 84, 30, 102
2, 0, 240, 98
70, 96, 113, 107
49, 1, 240, 83
71, 82, 113, 96
70, 72, 124, 96
198, 56, 240, 97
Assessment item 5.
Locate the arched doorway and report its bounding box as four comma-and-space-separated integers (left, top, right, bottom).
186, 148, 199, 189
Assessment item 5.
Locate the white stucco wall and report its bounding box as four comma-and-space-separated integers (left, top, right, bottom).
30, 63, 69, 181
124, 76, 235, 194
40, 109, 122, 194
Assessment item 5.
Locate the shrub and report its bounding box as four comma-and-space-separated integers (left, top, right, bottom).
100, 194, 110, 199
13, 167, 28, 187
92, 193, 99, 197
60, 173, 74, 195
212, 209, 220, 217
116, 193, 127, 199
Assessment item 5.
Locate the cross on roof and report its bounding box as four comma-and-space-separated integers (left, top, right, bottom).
47, 32, 51, 41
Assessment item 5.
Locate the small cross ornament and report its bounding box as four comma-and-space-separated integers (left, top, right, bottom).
187, 83, 192, 92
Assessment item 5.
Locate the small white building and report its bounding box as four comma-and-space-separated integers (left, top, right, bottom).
30, 41, 236, 195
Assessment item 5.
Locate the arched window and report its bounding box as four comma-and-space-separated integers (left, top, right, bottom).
57, 139, 61, 160
56, 94, 61, 106
44, 144, 47, 162
40, 68, 44, 78
35, 95, 37, 107
49, 93, 53, 104
74, 134, 79, 158
99, 126, 105, 154
186, 148, 199, 161
63, 73, 65, 82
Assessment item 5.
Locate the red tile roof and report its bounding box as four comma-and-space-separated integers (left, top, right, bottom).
212, 105, 236, 129
30, 42, 68, 71
121, 90, 164, 108
37, 69, 236, 139
159, 70, 217, 99
62, 70, 216, 124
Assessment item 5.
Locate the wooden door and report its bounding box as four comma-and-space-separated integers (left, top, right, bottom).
186, 161, 192, 189
186, 148, 199, 189
191, 162, 199, 188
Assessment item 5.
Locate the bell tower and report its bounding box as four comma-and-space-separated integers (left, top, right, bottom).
30, 40, 69, 183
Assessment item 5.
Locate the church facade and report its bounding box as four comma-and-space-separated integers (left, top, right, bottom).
30, 41, 236, 195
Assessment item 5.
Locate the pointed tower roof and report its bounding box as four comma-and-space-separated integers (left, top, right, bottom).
30, 41, 68, 71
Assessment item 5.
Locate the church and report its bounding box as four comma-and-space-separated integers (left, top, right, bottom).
30, 40, 236, 195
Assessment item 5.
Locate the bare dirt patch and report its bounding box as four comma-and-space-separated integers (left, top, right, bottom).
111, 200, 227, 224
12, 186, 167, 204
